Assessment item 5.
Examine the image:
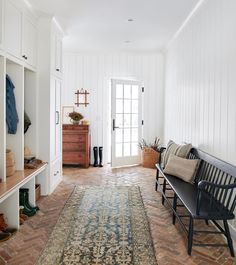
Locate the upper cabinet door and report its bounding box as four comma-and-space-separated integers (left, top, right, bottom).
51, 32, 62, 76
22, 16, 37, 67
55, 36, 62, 74
5, 0, 22, 59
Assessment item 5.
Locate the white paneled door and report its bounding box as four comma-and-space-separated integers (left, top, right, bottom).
111, 79, 142, 167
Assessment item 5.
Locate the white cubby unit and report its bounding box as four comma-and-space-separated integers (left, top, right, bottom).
0, 0, 56, 230
6, 59, 24, 171
0, 56, 48, 229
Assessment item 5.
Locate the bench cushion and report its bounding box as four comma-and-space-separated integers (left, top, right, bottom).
162, 140, 192, 167
163, 154, 200, 183
164, 173, 235, 220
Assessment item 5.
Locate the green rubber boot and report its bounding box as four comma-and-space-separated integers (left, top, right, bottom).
19, 192, 36, 217
20, 188, 39, 211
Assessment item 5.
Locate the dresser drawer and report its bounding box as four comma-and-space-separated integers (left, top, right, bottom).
63, 152, 86, 164
63, 142, 85, 152
63, 133, 86, 143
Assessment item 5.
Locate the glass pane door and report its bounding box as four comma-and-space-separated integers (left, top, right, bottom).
111, 79, 142, 167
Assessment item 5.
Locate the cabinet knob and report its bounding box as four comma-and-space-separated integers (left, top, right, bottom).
22, 55, 28, 60
56, 68, 60, 72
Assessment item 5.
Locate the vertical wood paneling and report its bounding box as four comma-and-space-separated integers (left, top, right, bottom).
165, 0, 236, 230
62, 52, 164, 163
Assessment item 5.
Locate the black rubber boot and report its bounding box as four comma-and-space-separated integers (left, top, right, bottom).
99, 147, 103, 167
93, 147, 98, 167
20, 189, 39, 212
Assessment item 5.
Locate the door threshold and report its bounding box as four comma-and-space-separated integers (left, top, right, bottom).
111, 164, 140, 169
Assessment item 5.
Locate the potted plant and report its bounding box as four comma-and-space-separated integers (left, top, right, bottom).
68, 111, 84, 124
138, 137, 162, 168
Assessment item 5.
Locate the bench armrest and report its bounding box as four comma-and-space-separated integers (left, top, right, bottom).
198, 180, 236, 190
196, 180, 236, 215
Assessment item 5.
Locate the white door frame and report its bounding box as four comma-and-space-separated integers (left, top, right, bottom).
111, 79, 143, 167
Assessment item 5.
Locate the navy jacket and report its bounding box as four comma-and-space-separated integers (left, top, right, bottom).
6, 74, 19, 134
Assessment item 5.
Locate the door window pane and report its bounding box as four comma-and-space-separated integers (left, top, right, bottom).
131, 143, 138, 156
132, 100, 138, 113
116, 99, 123, 113
116, 84, 123, 98
124, 143, 131, 156
116, 114, 123, 127
132, 85, 139, 99
116, 143, 122, 157
123, 128, 131, 142
132, 114, 138, 127
116, 129, 123, 143
124, 114, 131, 127
124, 85, 131, 99
124, 100, 131, 113
131, 128, 138, 142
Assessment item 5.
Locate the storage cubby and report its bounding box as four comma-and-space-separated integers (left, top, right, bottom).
0, 190, 19, 229
24, 69, 37, 156
21, 177, 36, 206
6, 59, 24, 172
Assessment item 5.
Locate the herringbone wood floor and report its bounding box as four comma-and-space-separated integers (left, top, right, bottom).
0, 165, 235, 264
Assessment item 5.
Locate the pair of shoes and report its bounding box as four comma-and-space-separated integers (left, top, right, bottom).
93, 146, 103, 167
19, 189, 39, 217
0, 213, 17, 237
0, 231, 11, 242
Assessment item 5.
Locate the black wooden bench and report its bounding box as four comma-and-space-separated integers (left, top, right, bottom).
155, 147, 236, 256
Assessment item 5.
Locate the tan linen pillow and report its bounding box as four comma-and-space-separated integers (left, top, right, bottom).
162, 140, 192, 167
163, 154, 200, 183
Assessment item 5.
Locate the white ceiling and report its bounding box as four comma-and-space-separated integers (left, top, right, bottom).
29, 0, 199, 52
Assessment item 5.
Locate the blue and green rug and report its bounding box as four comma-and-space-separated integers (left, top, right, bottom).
36, 186, 157, 265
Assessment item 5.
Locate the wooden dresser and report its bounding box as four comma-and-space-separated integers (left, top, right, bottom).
62, 125, 90, 168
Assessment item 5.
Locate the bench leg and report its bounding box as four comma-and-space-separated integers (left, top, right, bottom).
155, 169, 159, 191
188, 217, 194, 255
155, 182, 158, 191
162, 179, 166, 205
223, 220, 235, 257
205, 219, 209, 226
172, 193, 177, 225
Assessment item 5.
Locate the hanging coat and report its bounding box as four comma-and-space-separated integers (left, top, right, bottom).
6, 74, 19, 134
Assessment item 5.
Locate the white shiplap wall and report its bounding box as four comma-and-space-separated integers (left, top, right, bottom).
165, 0, 236, 231
63, 52, 164, 163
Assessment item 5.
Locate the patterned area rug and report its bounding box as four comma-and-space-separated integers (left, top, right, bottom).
36, 186, 157, 265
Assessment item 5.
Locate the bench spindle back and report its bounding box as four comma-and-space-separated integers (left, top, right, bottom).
189, 148, 236, 215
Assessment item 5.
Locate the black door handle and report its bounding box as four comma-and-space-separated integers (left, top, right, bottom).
113, 119, 119, 131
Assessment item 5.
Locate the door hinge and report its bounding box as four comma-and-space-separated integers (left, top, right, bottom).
142, 87, 144, 93
142, 120, 144, 125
